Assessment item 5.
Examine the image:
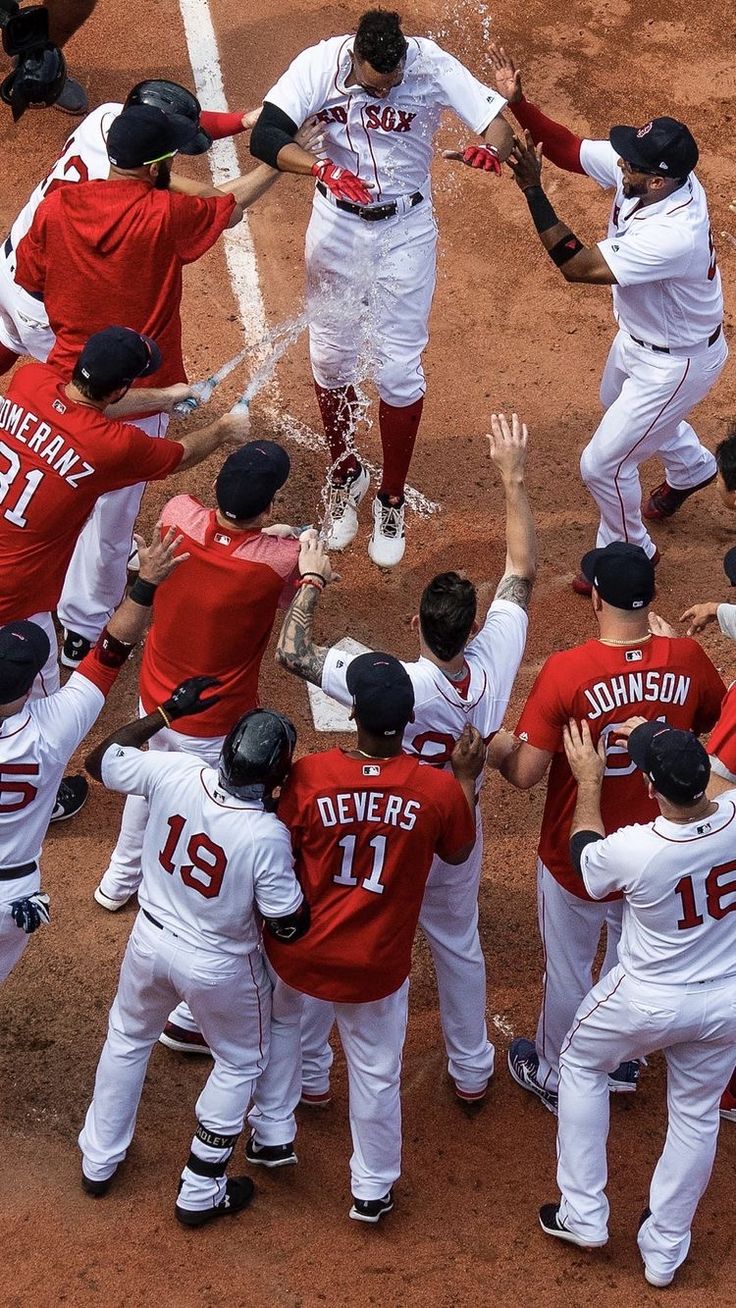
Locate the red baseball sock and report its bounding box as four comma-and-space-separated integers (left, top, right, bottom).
378, 397, 423, 501
314, 383, 361, 481
0, 342, 19, 377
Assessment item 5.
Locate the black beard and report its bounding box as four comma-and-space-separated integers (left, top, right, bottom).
622, 177, 648, 199
154, 161, 172, 190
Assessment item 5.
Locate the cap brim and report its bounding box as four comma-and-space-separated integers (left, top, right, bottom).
627, 719, 671, 772
724, 544, 736, 587
609, 124, 648, 168
137, 333, 162, 378
178, 126, 213, 156
580, 547, 604, 586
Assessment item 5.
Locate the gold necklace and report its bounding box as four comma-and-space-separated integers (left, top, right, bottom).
353, 748, 393, 760
598, 633, 653, 647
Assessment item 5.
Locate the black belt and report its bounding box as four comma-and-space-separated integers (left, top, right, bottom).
630, 324, 722, 354
142, 907, 178, 937
0, 860, 37, 881
316, 181, 423, 221
3, 235, 43, 300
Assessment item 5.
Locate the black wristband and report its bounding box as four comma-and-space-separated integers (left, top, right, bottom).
548, 233, 585, 267
129, 577, 157, 606
96, 626, 134, 668
300, 572, 326, 586
523, 184, 560, 234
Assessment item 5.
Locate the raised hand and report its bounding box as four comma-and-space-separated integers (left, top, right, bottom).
162, 676, 223, 721
487, 412, 528, 481
299, 535, 340, 585
507, 132, 544, 190
136, 526, 190, 585
679, 601, 719, 637
451, 724, 487, 782
488, 43, 523, 104
562, 718, 606, 784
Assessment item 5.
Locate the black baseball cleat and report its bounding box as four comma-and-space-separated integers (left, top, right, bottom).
175, 1175, 255, 1227
538, 1203, 607, 1248
608, 1059, 641, 1093
244, 1138, 297, 1169
159, 1021, 211, 1056
643, 472, 717, 522
349, 1190, 394, 1224
61, 629, 92, 668
508, 1037, 558, 1114
81, 1166, 117, 1197
50, 775, 89, 823
53, 75, 88, 115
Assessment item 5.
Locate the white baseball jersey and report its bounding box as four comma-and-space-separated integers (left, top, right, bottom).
579, 139, 723, 349
0, 670, 106, 874
265, 36, 506, 201
717, 603, 736, 641
101, 747, 303, 956
321, 597, 528, 772
580, 790, 736, 984
8, 104, 121, 267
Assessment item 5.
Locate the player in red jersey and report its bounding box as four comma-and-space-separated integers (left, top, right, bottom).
0, 327, 248, 695
489, 542, 725, 1112
11, 102, 276, 663
94, 440, 301, 923
244, 652, 483, 1223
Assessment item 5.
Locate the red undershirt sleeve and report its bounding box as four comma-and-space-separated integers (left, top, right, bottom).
200, 110, 246, 139
511, 96, 585, 174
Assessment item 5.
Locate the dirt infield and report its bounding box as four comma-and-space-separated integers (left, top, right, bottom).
0, 1, 735, 1305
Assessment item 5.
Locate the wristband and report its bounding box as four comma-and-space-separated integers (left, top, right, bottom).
96, 626, 134, 669
548, 233, 585, 267
300, 572, 327, 585
523, 184, 560, 234
129, 577, 157, 606
157, 704, 172, 729
297, 577, 325, 592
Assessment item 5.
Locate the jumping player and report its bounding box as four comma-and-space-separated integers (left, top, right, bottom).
81, 701, 309, 1226
244, 652, 481, 1221
489, 44, 726, 585
488, 542, 725, 1111
250, 9, 514, 566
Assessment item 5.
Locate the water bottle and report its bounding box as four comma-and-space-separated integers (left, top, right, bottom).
172, 394, 201, 417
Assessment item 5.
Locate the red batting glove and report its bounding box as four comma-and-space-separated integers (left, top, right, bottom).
312, 159, 372, 205
461, 145, 502, 174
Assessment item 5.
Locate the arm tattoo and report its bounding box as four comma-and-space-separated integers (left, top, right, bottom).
276, 585, 329, 685
495, 573, 533, 611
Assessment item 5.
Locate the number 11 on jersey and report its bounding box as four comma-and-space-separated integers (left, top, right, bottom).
334, 834, 388, 895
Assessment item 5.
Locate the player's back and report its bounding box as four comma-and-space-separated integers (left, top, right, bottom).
521, 634, 725, 890
137, 753, 294, 957
139, 496, 298, 737
266, 748, 473, 1001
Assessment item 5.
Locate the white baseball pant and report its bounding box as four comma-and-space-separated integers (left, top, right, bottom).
79, 911, 271, 1212
27, 611, 60, 698
306, 189, 437, 407
57, 411, 169, 644
98, 708, 225, 905
579, 329, 728, 557
556, 963, 736, 1281
536, 860, 623, 1095
0, 247, 55, 360
0, 867, 40, 984
300, 821, 494, 1097
250, 968, 409, 1201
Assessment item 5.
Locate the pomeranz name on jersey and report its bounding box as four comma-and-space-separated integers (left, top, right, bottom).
582, 670, 690, 720
316, 791, 419, 830
0, 398, 94, 485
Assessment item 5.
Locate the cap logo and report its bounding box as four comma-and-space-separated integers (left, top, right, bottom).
637, 121, 653, 137
658, 160, 668, 170
632, 599, 644, 608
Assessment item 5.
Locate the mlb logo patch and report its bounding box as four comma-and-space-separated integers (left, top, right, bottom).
625, 648, 643, 662
214, 532, 231, 545
52, 399, 66, 414
362, 764, 381, 776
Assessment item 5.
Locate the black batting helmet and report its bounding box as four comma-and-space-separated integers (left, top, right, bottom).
125, 79, 212, 155
219, 709, 296, 797
0, 44, 66, 120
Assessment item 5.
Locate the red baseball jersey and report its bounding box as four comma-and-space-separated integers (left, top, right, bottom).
265, 749, 475, 1002
707, 679, 736, 782
14, 180, 235, 389
515, 635, 725, 899
139, 496, 300, 736
0, 363, 183, 622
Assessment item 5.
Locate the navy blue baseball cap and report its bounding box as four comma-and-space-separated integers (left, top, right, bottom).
724, 545, 736, 586
580, 542, 655, 610
628, 721, 710, 804
610, 117, 698, 179
216, 441, 290, 521
76, 326, 161, 393
107, 103, 199, 169
346, 651, 414, 737
0, 621, 51, 701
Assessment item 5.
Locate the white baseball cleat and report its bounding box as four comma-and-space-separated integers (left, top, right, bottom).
367, 497, 406, 568
323, 464, 370, 550
93, 885, 132, 912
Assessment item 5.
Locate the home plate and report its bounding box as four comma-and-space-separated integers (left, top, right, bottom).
307, 637, 371, 731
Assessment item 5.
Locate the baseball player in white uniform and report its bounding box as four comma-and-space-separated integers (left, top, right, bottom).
80, 700, 309, 1226
489, 46, 726, 585
0, 528, 180, 990
540, 718, 736, 1290
250, 9, 514, 567
275, 413, 535, 1103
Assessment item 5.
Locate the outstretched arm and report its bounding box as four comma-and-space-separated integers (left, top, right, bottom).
488, 44, 585, 174
276, 536, 340, 685
487, 412, 537, 610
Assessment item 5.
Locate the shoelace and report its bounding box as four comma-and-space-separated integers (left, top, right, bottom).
380, 503, 404, 539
